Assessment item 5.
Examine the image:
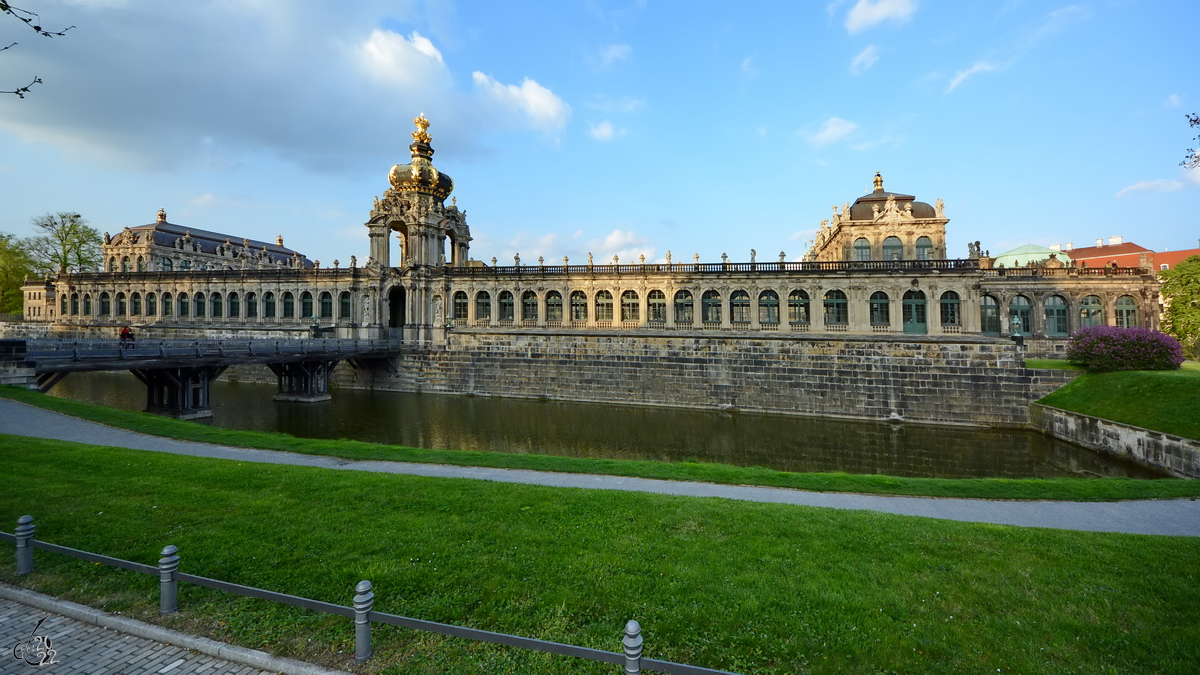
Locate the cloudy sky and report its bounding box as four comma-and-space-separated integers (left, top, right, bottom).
1, 0, 1197, 267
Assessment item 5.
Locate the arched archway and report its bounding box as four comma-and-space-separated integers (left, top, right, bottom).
388, 286, 406, 334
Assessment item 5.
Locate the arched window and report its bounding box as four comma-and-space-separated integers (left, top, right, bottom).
339, 291, 352, 320
594, 290, 613, 321
180, 260, 191, 271
674, 290, 693, 324
701, 290, 721, 324
246, 292, 258, 319
980, 295, 999, 335
60, 293, 67, 315
116, 292, 127, 316
570, 291, 588, 321
282, 292, 295, 319
194, 292, 206, 318
1079, 295, 1103, 327
70, 293, 79, 316
499, 291, 515, 321
1009, 295, 1031, 336
178, 293, 189, 317
161, 293, 172, 317
146, 293, 157, 317
730, 290, 750, 324
319, 292, 333, 319
757, 290, 779, 325
883, 237, 903, 261
108, 257, 117, 272
854, 238, 871, 262
476, 291, 492, 320
160, 257, 173, 272
453, 291, 468, 320
788, 290, 810, 325
228, 292, 240, 318
210, 293, 222, 319
131, 292, 142, 316
1116, 295, 1138, 327
823, 290, 848, 325
121, 256, 131, 272
264, 292, 276, 319
300, 291, 314, 319
902, 290, 927, 334
136, 257, 146, 272
940, 291, 961, 326
522, 290, 538, 322
546, 291, 563, 321
1045, 295, 1069, 336
621, 290, 639, 321
83, 294, 92, 316
648, 290, 667, 323
870, 291, 890, 326
916, 237, 933, 261
99, 292, 110, 316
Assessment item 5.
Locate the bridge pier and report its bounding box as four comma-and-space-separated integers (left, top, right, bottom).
131, 366, 228, 420
268, 360, 338, 402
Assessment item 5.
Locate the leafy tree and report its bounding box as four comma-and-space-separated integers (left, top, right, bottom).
1183, 113, 1200, 170
24, 212, 102, 274
0, 232, 37, 313
2, 1, 73, 98
1160, 254, 1200, 359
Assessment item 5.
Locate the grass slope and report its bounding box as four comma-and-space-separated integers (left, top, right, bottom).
1038, 361, 1200, 440
2, 437, 1198, 674
2, 386, 1197, 502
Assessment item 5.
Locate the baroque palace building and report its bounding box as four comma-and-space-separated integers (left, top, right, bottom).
23, 115, 1160, 353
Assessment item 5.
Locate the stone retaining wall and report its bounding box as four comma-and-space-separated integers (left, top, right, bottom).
1030, 404, 1200, 478
239, 330, 1077, 427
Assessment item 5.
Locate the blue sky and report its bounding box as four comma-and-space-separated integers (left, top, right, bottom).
1, 0, 1197, 267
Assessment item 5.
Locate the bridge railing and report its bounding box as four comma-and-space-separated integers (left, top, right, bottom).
24, 338, 402, 363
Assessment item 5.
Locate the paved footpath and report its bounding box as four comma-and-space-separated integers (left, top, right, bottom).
0, 596, 273, 675
2, 398, 1198, 537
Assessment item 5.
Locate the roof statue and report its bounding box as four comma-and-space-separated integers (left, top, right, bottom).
412, 113, 432, 145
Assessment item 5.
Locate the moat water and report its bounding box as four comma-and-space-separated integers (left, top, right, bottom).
49, 371, 1162, 479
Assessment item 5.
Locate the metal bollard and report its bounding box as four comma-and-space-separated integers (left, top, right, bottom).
15, 515, 35, 575
623, 620, 643, 675
354, 580, 374, 664
159, 545, 180, 615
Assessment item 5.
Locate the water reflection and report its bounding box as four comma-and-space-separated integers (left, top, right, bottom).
50, 371, 1161, 479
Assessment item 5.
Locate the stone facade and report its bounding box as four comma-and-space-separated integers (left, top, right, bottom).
1031, 404, 1200, 477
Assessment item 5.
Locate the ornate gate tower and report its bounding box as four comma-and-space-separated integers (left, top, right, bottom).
364, 115, 472, 343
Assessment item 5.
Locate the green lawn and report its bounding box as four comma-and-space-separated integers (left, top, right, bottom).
2, 387, 1197, 502
1038, 361, 1200, 440
1, 437, 1197, 674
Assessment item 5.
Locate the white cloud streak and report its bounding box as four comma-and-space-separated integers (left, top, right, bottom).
588, 120, 625, 142
845, 0, 918, 34
850, 45, 879, 74
1116, 179, 1184, 198
945, 61, 996, 93
808, 117, 858, 145
597, 44, 633, 67
472, 72, 572, 134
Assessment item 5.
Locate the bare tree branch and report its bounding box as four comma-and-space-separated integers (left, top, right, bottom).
1, 75, 41, 98
2, 1, 73, 98
1182, 113, 1200, 170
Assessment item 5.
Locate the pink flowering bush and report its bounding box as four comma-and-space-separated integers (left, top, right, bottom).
1066, 326, 1184, 371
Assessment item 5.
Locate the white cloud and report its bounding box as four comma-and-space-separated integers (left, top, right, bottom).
740, 56, 757, 78
1116, 179, 1184, 198
1165, 94, 1182, 108
359, 30, 450, 89
188, 193, 215, 206
588, 120, 624, 142
597, 44, 633, 68
945, 61, 996, 93
1187, 166, 1200, 186
850, 45, 879, 75
590, 229, 654, 263
845, 0, 918, 34
472, 72, 572, 134
808, 117, 858, 145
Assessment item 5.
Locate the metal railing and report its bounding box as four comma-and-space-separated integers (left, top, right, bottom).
23, 338, 401, 364
449, 258, 982, 277
1, 516, 736, 674
980, 266, 1150, 277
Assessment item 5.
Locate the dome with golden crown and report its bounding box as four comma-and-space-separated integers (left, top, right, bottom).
387, 114, 454, 200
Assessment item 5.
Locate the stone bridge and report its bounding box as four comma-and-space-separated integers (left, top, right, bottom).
5, 338, 402, 419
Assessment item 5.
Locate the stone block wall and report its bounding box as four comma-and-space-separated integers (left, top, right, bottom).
312, 330, 1077, 427
1031, 404, 1200, 478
